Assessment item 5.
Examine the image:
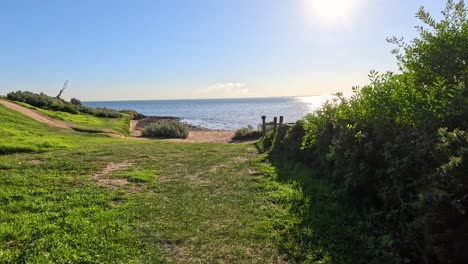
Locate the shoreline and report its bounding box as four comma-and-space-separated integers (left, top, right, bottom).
133, 116, 213, 132
130, 116, 235, 143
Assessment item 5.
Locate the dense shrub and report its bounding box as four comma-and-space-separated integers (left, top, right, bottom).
7, 91, 78, 114
142, 121, 189, 139
258, 131, 274, 151
271, 120, 307, 161
266, 1, 468, 263
76, 105, 123, 118
70, 98, 82, 105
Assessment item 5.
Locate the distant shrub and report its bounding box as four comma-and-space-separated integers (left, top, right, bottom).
233, 125, 262, 140
70, 98, 82, 105
142, 121, 189, 139
120, 110, 146, 120
235, 127, 251, 137
7, 91, 68, 111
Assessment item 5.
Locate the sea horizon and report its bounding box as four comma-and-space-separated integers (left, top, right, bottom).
84, 95, 333, 130
83, 95, 334, 103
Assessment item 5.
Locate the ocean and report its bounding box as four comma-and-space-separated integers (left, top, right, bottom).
84, 96, 332, 130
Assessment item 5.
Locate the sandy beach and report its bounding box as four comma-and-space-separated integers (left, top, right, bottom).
130, 117, 235, 143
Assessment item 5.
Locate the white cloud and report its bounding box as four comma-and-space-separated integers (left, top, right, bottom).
195, 82, 249, 98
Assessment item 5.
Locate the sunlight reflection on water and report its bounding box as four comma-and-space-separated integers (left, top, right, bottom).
85, 96, 333, 130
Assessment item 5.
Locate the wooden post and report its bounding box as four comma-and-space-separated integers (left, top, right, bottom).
261, 116, 266, 136
279, 116, 284, 129
273, 117, 278, 135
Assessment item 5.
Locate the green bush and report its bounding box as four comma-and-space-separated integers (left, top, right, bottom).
233, 125, 262, 140
234, 127, 251, 138
271, 121, 308, 161
120, 110, 145, 120
267, 1, 468, 263
142, 121, 189, 139
70, 98, 82, 105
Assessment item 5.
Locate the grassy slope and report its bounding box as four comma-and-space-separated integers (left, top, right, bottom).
0, 105, 304, 263
12, 100, 131, 136
0, 104, 101, 154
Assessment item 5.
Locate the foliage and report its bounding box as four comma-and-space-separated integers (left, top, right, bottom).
142, 121, 189, 139
233, 125, 262, 140
388, 0, 468, 89
120, 109, 145, 120
271, 120, 308, 161
257, 131, 274, 152
265, 1, 468, 263
76, 105, 123, 118
7, 91, 123, 118
234, 125, 252, 138
70, 97, 82, 105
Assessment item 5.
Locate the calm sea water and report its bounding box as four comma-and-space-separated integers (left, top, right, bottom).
84, 96, 331, 130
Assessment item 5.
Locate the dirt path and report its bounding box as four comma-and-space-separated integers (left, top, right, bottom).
0, 99, 72, 129
130, 120, 141, 137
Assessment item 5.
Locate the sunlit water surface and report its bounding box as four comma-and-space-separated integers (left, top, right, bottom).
84, 96, 332, 130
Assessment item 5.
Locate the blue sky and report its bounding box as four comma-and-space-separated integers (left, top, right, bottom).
0, 0, 448, 100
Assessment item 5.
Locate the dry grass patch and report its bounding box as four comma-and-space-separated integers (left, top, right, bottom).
92, 161, 133, 189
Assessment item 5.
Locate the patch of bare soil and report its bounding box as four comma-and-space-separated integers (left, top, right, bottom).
0, 99, 72, 128
92, 162, 133, 189
168, 131, 235, 143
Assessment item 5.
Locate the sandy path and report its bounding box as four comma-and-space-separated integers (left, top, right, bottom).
0, 99, 72, 129
130, 120, 142, 137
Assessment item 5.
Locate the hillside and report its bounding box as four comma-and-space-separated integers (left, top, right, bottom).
0, 103, 302, 263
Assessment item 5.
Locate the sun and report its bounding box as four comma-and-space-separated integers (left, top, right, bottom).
305, 0, 357, 21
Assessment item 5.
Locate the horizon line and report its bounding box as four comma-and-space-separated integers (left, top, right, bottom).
82, 94, 336, 103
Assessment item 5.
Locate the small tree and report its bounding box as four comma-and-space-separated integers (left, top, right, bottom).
56, 80, 68, 99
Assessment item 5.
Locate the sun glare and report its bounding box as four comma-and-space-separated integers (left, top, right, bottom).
305, 0, 358, 22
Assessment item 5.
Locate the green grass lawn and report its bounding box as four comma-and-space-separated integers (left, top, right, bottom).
0, 105, 305, 263
10, 100, 131, 136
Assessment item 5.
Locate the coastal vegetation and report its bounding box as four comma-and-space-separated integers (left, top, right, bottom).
7, 90, 123, 118
141, 120, 190, 139
233, 125, 262, 140
1, 1, 466, 263
260, 1, 468, 263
